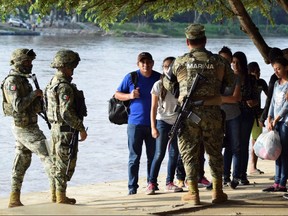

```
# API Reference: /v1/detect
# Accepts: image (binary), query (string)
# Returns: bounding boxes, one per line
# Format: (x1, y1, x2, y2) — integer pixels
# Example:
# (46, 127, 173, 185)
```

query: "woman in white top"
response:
(146, 57, 183, 195)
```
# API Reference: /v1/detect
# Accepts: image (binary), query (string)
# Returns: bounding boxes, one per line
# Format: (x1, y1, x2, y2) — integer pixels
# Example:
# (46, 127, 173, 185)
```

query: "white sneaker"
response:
(165, 182, 183, 192)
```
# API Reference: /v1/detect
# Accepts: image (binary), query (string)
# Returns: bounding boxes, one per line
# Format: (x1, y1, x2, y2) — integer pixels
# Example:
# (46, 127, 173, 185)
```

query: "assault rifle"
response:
(65, 88, 87, 179)
(168, 73, 206, 145)
(31, 74, 51, 129)
(65, 126, 88, 178)
(66, 129, 79, 178)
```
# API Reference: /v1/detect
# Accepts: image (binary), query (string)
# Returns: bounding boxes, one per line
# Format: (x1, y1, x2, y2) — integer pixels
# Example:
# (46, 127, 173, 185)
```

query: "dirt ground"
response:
(0, 159, 287, 215)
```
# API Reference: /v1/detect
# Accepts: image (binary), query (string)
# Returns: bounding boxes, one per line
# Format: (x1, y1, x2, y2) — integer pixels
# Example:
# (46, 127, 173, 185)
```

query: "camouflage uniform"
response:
(1, 48, 54, 207)
(163, 24, 234, 204)
(45, 49, 86, 204)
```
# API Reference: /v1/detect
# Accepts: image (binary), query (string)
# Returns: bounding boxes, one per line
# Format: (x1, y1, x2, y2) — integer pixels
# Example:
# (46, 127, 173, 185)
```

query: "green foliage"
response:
(110, 22, 288, 38)
(243, 0, 274, 25)
(260, 24, 288, 35)
(0, 0, 286, 30)
(111, 22, 185, 37)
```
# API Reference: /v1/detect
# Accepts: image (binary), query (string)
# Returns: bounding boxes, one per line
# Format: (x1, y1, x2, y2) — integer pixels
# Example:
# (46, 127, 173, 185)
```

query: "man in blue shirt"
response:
(115, 52, 161, 195)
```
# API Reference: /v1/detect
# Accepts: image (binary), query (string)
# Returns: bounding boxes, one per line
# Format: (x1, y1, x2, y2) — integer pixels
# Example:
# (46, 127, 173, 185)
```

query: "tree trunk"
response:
(227, 0, 271, 63)
(276, 0, 288, 13)
(49, 9, 54, 27)
(194, 11, 202, 23)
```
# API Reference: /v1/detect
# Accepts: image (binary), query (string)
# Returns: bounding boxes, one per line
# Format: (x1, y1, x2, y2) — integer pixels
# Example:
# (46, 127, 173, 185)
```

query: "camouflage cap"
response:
(51, 49, 80, 69)
(185, 24, 205, 40)
(10, 48, 36, 65)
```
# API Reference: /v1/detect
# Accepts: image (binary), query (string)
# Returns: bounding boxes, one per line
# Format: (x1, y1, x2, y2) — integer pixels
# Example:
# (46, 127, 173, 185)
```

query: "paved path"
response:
(0, 160, 288, 215)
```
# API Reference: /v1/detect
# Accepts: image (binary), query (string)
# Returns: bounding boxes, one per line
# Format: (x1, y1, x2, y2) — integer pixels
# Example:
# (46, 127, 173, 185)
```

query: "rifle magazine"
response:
(188, 112, 201, 124)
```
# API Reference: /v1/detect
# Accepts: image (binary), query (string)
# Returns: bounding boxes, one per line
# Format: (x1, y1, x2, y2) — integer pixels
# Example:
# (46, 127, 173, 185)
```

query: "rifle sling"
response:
(60, 125, 77, 133)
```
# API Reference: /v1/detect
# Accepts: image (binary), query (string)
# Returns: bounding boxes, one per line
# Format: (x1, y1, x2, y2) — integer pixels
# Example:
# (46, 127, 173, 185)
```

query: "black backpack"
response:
(108, 72, 138, 125)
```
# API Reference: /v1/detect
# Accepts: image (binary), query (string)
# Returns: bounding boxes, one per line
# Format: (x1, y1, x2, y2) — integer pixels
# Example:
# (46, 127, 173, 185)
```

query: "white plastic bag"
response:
(253, 130, 282, 160)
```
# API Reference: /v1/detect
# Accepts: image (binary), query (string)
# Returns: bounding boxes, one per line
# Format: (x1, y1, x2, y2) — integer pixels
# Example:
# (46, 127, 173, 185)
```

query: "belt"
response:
(14, 116, 38, 127)
(60, 125, 76, 133)
(193, 105, 219, 110)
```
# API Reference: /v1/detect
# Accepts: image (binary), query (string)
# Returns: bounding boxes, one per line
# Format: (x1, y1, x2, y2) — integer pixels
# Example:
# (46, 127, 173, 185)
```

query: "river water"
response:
(0, 35, 285, 197)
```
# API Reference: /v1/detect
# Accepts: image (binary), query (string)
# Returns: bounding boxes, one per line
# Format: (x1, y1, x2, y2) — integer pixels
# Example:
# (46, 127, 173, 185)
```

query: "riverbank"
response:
(0, 22, 102, 36)
(1, 21, 287, 38)
(0, 22, 167, 37)
(0, 159, 288, 215)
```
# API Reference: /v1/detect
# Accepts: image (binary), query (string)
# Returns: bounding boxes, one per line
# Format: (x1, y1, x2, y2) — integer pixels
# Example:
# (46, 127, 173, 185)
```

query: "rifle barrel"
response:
(31, 74, 51, 129)
(66, 130, 79, 178)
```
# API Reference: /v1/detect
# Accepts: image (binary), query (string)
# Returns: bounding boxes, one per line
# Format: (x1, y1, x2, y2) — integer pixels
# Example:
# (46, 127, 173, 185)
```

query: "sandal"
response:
(250, 169, 264, 175)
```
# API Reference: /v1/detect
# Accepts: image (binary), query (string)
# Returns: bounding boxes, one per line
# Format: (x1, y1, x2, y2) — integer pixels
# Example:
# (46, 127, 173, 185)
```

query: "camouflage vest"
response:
(1, 75, 14, 116)
(45, 78, 87, 123)
(1, 73, 39, 127)
(177, 50, 221, 101)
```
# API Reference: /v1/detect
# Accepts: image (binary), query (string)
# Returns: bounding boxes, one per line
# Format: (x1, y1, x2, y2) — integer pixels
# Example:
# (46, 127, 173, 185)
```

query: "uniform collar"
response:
(190, 47, 207, 53)
(55, 71, 73, 83)
(9, 69, 30, 78)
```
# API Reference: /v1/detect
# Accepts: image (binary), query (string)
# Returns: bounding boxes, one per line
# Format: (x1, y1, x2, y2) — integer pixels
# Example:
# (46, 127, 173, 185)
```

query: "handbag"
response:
(108, 96, 130, 125)
(253, 130, 281, 160)
(108, 72, 137, 125)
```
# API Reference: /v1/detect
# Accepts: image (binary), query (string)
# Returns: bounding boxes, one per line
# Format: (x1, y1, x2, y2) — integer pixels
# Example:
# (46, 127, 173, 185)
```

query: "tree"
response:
(227, 0, 271, 63)
(277, 0, 288, 13)
(1, 0, 287, 62)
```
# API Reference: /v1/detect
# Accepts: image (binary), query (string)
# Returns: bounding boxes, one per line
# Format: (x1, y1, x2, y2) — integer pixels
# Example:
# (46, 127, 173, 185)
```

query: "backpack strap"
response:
(130, 71, 138, 89)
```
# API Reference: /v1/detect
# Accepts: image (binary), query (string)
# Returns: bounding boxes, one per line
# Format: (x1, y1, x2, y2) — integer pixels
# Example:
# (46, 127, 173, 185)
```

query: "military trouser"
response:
(50, 124, 78, 193)
(178, 106, 224, 182)
(11, 124, 54, 192)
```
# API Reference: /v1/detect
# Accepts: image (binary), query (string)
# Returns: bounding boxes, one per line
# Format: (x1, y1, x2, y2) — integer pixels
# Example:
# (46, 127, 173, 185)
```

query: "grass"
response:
(110, 22, 288, 37)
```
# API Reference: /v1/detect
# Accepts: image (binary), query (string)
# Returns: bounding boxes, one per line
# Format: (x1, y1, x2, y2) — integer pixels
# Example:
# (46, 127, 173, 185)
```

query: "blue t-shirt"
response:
(117, 69, 161, 126)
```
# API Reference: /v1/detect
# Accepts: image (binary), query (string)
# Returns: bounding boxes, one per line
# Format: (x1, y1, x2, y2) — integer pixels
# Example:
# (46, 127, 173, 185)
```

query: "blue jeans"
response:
(223, 114, 241, 180)
(239, 109, 255, 180)
(127, 124, 155, 190)
(275, 122, 288, 186)
(149, 120, 179, 185)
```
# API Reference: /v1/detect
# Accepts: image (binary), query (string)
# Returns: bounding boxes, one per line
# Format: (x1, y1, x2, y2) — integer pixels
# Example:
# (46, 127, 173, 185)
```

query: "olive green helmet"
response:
(10, 48, 36, 66)
(51, 49, 80, 69)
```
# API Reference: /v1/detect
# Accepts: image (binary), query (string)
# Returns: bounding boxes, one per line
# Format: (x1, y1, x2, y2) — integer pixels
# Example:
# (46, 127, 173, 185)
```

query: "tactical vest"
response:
(45, 79, 87, 124)
(1, 74, 39, 127)
(1, 75, 14, 116)
(179, 51, 221, 99)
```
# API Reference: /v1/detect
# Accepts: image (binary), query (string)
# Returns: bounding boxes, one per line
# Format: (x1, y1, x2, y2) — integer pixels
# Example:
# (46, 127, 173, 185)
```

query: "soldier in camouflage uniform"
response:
(163, 24, 235, 205)
(45, 49, 87, 205)
(1, 48, 54, 208)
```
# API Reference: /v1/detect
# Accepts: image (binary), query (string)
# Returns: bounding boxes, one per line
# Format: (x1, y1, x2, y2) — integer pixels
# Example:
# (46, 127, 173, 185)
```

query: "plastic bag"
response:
(253, 130, 281, 160)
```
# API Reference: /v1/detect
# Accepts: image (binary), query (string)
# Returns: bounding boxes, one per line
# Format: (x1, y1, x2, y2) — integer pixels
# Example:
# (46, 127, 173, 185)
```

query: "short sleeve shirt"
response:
(151, 80, 178, 125)
(117, 69, 161, 126)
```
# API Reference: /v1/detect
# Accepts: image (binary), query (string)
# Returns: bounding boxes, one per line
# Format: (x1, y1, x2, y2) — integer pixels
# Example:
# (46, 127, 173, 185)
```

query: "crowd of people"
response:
(115, 23, 288, 205)
(2, 23, 288, 208)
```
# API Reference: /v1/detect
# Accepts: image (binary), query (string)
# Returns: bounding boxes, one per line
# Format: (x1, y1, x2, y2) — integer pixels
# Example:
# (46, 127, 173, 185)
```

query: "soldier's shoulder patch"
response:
(9, 84, 17, 91)
(62, 94, 70, 101)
